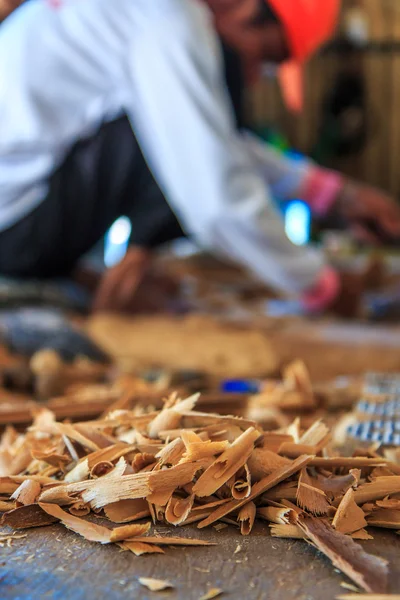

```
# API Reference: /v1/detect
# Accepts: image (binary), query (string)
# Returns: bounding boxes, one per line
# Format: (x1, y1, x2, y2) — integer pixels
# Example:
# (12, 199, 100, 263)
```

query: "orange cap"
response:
(268, 0, 341, 112)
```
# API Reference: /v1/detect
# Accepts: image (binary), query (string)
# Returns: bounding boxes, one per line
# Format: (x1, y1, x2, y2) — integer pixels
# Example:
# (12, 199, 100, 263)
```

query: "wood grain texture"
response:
(1, 523, 400, 599)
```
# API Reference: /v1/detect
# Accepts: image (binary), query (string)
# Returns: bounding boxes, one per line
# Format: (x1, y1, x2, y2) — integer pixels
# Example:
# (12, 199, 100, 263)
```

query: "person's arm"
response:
(243, 132, 400, 243)
(125, 0, 326, 297)
(241, 132, 344, 215)
(0, 0, 23, 22)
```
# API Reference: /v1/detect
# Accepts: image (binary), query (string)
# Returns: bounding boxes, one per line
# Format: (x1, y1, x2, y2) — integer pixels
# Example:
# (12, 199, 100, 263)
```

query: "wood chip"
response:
(39, 503, 112, 543)
(257, 506, 293, 525)
(104, 499, 150, 523)
(270, 523, 304, 539)
(109, 523, 151, 542)
(121, 541, 164, 556)
(351, 529, 374, 540)
(123, 536, 216, 547)
(332, 489, 368, 534)
(367, 509, 400, 529)
(11, 480, 41, 506)
(354, 477, 400, 505)
(337, 596, 400, 600)
(138, 578, 173, 592)
(296, 469, 330, 516)
(297, 516, 388, 593)
(199, 589, 223, 600)
(1, 504, 58, 529)
(247, 448, 291, 481)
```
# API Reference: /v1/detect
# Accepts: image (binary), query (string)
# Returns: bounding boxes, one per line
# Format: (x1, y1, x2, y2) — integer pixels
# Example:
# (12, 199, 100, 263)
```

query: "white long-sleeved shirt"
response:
(0, 0, 326, 294)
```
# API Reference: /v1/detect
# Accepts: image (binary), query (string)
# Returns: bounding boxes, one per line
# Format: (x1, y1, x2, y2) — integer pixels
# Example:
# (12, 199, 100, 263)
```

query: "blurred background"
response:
(251, 0, 400, 196)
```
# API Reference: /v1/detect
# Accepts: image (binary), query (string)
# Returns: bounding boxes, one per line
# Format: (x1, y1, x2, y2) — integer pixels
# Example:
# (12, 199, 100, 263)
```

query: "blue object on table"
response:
(221, 379, 261, 394)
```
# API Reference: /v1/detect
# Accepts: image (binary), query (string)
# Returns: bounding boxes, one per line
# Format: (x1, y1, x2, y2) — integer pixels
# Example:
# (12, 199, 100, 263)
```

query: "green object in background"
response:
(251, 126, 291, 155)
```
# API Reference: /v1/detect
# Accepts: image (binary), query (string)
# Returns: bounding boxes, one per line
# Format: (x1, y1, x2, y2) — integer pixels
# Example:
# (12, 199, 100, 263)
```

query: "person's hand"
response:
(329, 270, 365, 318)
(92, 248, 179, 314)
(336, 180, 400, 245)
(0, 0, 23, 21)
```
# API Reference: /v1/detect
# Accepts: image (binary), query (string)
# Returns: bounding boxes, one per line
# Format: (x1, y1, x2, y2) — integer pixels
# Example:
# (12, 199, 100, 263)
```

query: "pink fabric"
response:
(301, 167, 344, 218)
(301, 266, 340, 313)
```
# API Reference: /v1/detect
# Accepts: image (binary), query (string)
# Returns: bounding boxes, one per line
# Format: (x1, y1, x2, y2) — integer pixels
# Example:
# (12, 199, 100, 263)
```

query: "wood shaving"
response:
(350, 529, 374, 540)
(296, 469, 330, 516)
(237, 501, 256, 536)
(332, 489, 368, 534)
(337, 596, 400, 600)
(297, 516, 388, 593)
(138, 577, 173, 591)
(0, 388, 397, 586)
(199, 589, 223, 600)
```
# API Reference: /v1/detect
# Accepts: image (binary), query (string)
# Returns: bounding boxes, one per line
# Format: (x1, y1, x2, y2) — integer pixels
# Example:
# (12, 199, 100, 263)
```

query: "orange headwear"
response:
(268, 0, 341, 112)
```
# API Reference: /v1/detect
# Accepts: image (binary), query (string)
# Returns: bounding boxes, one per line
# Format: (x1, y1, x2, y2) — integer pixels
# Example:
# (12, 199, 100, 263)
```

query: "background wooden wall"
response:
(248, 0, 400, 197)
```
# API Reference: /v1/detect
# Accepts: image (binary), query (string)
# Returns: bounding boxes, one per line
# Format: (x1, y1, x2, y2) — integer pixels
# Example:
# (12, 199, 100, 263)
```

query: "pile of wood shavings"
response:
(1, 392, 400, 594)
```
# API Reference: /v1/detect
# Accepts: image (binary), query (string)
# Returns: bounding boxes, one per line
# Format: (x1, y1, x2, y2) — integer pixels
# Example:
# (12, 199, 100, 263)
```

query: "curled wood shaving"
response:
(297, 516, 388, 593)
(69, 502, 91, 517)
(193, 427, 260, 497)
(165, 494, 195, 525)
(90, 461, 115, 479)
(237, 501, 256, 535)
(138, 578, 173, 592)
(198, 454, 313, 528)
(231, 464, 251, 500)
(87, 443, 136, 470)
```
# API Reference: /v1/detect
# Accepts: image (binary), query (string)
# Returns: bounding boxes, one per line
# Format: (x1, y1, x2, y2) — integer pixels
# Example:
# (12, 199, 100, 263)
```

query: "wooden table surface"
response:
(3, 315, 400, 598)
(2, 521, 400, 599)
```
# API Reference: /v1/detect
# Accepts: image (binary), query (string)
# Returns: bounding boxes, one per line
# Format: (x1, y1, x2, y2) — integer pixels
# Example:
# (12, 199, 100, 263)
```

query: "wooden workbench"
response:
(2, 522, 400, 599)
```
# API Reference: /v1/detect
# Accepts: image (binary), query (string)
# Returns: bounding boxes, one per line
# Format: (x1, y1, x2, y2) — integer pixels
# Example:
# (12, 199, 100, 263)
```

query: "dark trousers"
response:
(0, 46, 245, 278)
(0, 117, 184, 278)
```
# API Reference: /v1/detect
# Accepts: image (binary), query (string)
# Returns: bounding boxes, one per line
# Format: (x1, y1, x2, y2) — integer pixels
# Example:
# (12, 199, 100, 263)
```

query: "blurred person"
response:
(0, 0, 399, 317)
(0, 0, 22, 21)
